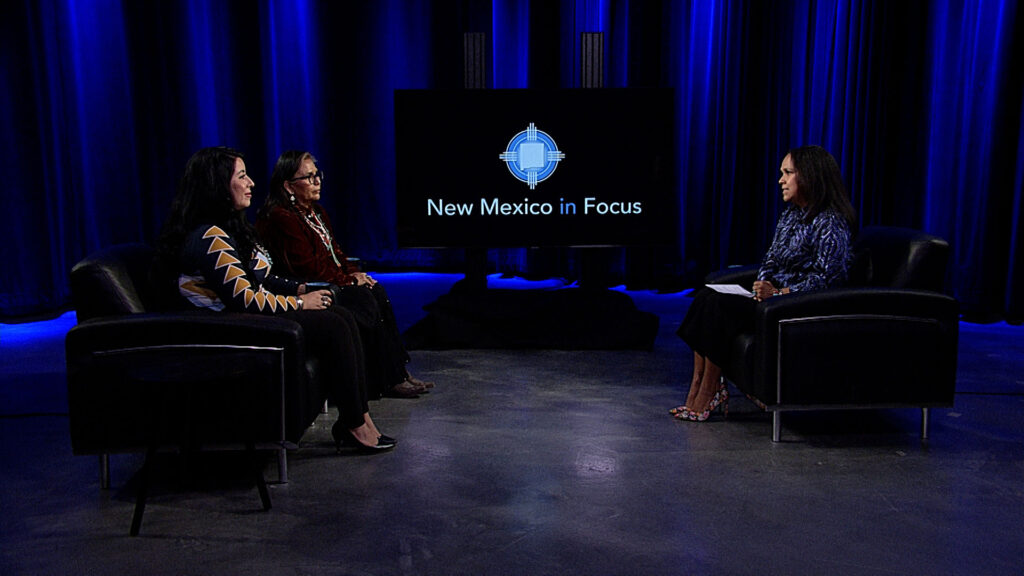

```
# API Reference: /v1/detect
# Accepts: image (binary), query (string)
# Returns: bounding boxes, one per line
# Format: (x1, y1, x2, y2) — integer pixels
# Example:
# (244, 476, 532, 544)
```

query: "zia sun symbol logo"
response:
(498, 123, 565, 190)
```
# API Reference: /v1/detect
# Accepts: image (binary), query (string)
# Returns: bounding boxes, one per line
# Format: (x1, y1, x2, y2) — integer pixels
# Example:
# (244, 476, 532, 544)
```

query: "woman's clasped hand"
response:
(300, 288, 333, 310)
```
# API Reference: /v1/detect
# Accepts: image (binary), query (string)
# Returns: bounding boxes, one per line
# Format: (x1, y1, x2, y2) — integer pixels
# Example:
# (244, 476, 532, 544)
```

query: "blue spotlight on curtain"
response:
(0, 0, 138, 315)
(667, 0, 743, 275)
(923, 0, 1019, 313)
(260, 0, 321, 163)
(185, 0, 223, 145)
(181, 0, 257, 148)
(336, 0, 433, 260)
(609, 0, 629, 87)
(492, 0, 529, 88)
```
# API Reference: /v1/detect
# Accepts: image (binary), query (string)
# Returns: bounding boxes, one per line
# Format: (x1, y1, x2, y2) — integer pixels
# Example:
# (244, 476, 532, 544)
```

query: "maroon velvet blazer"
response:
(256, 205, 361, 286)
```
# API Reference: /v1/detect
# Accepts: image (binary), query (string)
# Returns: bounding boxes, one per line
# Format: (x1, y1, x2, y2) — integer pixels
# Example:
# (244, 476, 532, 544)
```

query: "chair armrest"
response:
(747, 288, 959, 407)
(65, 311, 315, 454)
(66, 311, 304, 353)
(65, 311, 308, 390)
(754, 287, 959, 327)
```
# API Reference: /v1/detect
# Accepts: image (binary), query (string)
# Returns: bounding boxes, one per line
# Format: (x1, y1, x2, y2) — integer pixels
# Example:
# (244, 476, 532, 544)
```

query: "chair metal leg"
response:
(247, 442, 272, 511)
(921, 407, 929, 440)
(277, 448, 288, 484)
(772, 412, 782, 442)
(130, 447, 158, 536)
(99, 454, 110, 489)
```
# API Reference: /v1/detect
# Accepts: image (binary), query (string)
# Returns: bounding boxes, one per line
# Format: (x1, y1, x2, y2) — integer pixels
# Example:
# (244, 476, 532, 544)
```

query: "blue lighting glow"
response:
(923, 0, 1015, 304)
(186, 0, 225, 145)
(260, 0, 319, 160)
(0, 311, 77, 346)
(492, 0, 530, 88)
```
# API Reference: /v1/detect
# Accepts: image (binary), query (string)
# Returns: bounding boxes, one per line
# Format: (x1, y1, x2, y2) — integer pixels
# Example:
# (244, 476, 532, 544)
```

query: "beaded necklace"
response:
(301, 208, 343, 268)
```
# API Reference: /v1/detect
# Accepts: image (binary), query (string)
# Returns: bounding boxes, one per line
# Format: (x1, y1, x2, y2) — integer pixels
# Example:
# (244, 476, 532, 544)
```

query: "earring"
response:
(289, 193, 295, 203)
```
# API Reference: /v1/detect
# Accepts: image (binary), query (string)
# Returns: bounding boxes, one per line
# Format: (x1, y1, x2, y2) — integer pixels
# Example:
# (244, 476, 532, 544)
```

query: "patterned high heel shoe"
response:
(685, 386, 729, 422)
(708, 385, 729, 415)
(671, 374, 704, 418)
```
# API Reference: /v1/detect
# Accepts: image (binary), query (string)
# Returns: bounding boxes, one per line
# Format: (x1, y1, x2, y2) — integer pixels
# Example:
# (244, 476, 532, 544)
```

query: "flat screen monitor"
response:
(394, 88, 675, 248)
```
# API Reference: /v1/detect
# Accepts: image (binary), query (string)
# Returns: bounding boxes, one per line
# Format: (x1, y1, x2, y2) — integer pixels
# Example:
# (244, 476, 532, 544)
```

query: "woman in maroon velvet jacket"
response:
(255, 151, 433, 399)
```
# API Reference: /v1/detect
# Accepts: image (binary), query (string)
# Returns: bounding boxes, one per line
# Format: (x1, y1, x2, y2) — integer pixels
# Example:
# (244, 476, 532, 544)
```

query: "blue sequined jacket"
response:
(757, 206, 853, 292)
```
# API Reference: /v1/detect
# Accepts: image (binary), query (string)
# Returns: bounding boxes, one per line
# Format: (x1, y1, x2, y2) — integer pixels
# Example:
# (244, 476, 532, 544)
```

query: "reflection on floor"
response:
(1, 273, 1022, 575)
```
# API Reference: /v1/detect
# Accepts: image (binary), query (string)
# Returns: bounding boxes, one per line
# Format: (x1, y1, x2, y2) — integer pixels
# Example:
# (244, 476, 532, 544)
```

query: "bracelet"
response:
(296, 297, 303, 309)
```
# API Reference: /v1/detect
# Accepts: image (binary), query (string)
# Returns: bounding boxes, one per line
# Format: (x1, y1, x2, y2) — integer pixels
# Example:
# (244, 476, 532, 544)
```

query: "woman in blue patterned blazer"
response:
(673, 145, 857, 422)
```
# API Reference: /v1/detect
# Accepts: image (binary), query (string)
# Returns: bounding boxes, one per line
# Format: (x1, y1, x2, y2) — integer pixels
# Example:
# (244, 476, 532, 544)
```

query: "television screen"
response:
(394, 88, 675, 248)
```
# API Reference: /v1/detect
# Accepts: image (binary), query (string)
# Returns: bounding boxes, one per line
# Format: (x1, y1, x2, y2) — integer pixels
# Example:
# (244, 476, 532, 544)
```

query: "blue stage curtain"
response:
(1, 0, 1022, 320)
(1, 0, 143, 315)
(920, 0, 1023, 319)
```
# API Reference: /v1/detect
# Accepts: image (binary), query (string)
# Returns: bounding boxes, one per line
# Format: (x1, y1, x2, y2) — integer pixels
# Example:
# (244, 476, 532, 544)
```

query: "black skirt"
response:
(676, 287, 758, 367)
(330, 282, 410, 397)
(282, 307, 369, 429)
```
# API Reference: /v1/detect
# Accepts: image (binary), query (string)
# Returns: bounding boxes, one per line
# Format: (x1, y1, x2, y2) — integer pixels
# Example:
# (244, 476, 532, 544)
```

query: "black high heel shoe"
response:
(332, 424, 397, 453)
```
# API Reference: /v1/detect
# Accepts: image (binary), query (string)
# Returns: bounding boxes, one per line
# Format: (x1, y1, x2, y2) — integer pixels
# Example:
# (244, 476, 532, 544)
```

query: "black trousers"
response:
(676, 288, 758, 368)
(330, 282, 410, 398)
(283, 307, 369, 430)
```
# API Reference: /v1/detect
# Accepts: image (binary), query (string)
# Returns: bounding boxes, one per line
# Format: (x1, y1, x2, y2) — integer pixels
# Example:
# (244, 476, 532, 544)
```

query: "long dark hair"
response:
(788, 145, 856, 227)
(258, 150, 317, 221)
(157, 146, 259, 267)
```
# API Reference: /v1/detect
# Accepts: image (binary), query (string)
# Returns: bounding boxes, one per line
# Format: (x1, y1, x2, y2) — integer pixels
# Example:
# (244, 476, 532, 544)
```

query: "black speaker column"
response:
(456, 32, 489, 292)
(577, 32, 619, 288)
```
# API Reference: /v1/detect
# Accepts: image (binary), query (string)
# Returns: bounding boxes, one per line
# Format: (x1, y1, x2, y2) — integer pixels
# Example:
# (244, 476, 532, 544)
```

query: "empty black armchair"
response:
(66, 244, 326, 488)
(705, 226, 959, 441)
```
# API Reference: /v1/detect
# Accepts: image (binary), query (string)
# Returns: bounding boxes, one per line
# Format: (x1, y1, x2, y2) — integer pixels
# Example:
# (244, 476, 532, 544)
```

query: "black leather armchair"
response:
(66, 244, 326, 493)
(704, 226, 959, 441)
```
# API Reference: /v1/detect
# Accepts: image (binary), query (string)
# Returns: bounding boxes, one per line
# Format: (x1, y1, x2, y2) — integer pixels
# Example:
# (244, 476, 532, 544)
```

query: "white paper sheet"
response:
(705, 283, 754, 297)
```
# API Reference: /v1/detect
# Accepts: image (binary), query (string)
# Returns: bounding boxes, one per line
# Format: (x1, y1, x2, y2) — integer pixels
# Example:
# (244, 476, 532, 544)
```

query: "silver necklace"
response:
(302, 210, 343, 268)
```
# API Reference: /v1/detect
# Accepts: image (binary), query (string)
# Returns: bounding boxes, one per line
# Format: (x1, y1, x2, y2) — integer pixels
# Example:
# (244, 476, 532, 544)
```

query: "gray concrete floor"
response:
(2, 281, 1023, 575)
